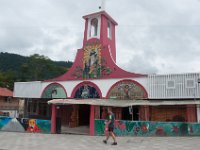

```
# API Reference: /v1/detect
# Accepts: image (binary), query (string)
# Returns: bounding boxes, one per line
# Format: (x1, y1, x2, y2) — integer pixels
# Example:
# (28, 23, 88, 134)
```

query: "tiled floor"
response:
(0, 132, 200, 150)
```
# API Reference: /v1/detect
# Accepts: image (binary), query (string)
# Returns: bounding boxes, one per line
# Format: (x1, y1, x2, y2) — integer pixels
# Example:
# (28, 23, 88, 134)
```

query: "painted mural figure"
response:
(81, 85, 90, 98)
(26, 119, 41, 133)
(83, 44, 101, 79)
(88, 48, 99, 78)
(108, 81, 146, 100)
(124, 84, 131, 99)
(83, 61, 90, 79)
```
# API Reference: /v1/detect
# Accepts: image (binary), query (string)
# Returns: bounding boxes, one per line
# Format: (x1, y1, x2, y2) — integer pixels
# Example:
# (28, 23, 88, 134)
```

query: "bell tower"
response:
(47, 3, 145, 81)
(82, 10, 118, 62)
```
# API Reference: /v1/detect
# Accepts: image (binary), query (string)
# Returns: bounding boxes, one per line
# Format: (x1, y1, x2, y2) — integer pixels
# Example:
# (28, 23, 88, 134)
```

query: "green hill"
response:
(0, 52, 73, 90)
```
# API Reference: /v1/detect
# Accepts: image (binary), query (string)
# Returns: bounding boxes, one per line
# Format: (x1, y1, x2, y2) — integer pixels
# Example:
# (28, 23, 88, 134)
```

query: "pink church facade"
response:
(14, 10, 200, 136)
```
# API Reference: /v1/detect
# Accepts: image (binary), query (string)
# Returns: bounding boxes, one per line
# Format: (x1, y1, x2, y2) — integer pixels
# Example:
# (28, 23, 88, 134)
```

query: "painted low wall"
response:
(0, 116, 51, 133)
(95, 119, 200, 136)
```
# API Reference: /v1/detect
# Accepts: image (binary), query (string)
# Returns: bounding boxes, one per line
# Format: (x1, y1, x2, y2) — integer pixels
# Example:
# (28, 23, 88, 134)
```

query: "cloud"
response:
(0, 0, 200, 74)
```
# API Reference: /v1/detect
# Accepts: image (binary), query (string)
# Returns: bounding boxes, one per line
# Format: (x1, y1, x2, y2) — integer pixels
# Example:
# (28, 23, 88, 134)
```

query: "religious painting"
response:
(74, 85, 100, 99)
(83, 43, 101, 79)
(41, 84, 67, 99)
(107, 81, 146, 100)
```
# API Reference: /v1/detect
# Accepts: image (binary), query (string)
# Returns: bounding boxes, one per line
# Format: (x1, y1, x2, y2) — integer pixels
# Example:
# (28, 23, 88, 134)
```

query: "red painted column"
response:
(51, 104, 57, 134)
(90, 105, 95, 136)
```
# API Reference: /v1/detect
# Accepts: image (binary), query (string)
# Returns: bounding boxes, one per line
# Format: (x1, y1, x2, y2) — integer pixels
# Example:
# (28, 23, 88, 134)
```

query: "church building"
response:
(14, 7, 200, 136)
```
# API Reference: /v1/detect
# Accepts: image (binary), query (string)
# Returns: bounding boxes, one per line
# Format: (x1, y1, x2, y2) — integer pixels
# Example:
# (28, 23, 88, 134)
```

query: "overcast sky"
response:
(0, 0, 200, 74)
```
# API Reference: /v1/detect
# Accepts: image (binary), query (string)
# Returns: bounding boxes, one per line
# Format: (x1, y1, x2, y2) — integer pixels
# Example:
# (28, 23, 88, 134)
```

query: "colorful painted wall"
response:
(0, 116, 51, 133)
(95, 119, 200, 136)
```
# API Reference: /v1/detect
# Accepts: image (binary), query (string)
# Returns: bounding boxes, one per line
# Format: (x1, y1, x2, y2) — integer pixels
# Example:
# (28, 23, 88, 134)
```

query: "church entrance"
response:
(122, 106, 139, 121)
(60, 83, 100, 134)
(59, 104, 90, 135)
(79, 105, 90, 126)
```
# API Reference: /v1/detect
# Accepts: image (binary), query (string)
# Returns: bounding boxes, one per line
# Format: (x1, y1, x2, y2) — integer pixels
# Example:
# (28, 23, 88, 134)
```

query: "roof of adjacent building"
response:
(0, 87, 13, 97)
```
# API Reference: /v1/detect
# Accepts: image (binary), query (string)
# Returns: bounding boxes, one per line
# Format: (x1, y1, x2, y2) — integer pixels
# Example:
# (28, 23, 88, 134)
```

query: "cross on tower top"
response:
(99, 0, 106, 11)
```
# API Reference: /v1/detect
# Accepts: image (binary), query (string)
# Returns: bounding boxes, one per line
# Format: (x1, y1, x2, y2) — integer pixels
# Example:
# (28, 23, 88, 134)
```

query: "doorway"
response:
(122, 106, 139, 121)
(79, 105, 90, 126)
(60, 104, 90, 134)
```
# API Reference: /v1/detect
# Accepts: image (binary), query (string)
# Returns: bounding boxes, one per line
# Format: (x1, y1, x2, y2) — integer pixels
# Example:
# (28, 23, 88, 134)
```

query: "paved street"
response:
(0, 132, 200, 150)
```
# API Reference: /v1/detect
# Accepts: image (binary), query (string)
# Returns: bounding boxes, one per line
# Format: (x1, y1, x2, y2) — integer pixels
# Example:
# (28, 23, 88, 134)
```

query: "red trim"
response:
(71, 81, 102, 98)
(51, 104, 57, 134)
(106, 79, 148, 98)
(89, 105, 95, 136)
(40, 82, 67, 98)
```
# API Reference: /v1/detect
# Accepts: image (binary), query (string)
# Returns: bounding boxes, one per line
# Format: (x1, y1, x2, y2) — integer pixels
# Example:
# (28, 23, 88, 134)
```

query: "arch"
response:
(106, 79, 148, 99)
(41, 82, 67, 98)
(90, 18, 98, 37)
(71, 81, 102, 98)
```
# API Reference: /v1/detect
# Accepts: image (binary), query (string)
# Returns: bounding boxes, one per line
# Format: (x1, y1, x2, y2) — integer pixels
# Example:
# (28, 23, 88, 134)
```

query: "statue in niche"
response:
(81, 85, 90, 99)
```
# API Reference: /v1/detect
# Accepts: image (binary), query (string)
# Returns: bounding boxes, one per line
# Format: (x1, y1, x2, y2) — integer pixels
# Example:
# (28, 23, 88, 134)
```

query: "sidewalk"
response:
(0, 131, 200, 150)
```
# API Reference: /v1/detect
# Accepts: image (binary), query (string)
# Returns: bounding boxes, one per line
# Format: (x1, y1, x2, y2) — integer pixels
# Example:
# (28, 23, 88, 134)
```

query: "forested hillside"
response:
(0, 52, 73, 90)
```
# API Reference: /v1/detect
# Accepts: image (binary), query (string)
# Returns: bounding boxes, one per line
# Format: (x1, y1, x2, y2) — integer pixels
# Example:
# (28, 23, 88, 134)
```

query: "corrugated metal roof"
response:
(48, 99, 200, 107)
(0, 87, 13, 97)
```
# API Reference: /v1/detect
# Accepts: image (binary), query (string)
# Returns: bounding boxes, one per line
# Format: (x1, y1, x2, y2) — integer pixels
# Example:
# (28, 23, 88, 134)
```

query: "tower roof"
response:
(83, 11, 118, 25)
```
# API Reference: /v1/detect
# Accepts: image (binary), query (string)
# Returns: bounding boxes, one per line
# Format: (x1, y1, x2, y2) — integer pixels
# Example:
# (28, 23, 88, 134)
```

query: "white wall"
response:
(14, 81, 42, 98)
(15, 73, 200, 99)
(14, 77, 147, 98)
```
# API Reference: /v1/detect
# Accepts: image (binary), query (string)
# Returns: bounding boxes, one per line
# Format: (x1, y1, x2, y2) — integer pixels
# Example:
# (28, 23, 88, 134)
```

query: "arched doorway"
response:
(41, 83, 67, 133)
(74, 84, 100, 127)
(62, 82, 101, 134)
(106, 80, 148, 121)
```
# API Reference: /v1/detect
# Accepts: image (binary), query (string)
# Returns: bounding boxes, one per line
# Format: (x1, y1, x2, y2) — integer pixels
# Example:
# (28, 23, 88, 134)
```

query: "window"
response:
(3, 112, 9, 117)
(186, 79, 195, 88)
(167, 80, 175, 89)
(4, 97, 12, 103)
(27, 100, 38, 115)
(90, 18, 98, 37)
(107, 21, 112, 39)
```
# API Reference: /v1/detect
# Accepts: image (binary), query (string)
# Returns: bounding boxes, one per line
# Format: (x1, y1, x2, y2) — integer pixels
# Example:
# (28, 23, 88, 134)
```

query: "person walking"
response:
(103, 107, 117, 145)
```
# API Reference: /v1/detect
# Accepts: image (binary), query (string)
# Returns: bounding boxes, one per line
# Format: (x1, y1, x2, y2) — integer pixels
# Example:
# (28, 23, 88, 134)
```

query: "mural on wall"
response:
(83, 43, 102, 79)
(71, 41, 113, 79)
(26, 119, 41, 132)
(95, 120, 200, 136)
(95, 119, 200, 136)
(107, 80, 146, 100)
(41, 83, 67, 99)
(0, 116, 51, 133)
(74, 85, 100, 99)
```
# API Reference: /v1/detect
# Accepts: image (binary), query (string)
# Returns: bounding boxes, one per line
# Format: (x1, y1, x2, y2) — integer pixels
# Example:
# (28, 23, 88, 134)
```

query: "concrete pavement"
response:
(0, 131, 200, 150)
